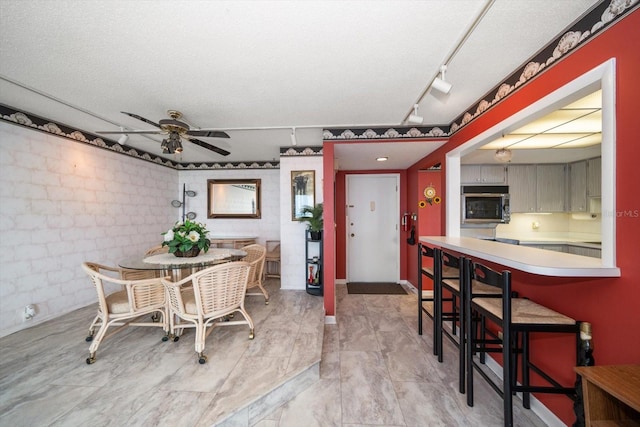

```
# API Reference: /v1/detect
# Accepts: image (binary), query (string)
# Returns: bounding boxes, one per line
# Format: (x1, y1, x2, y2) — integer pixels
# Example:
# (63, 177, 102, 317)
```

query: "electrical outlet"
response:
(23, 305, 36, 321)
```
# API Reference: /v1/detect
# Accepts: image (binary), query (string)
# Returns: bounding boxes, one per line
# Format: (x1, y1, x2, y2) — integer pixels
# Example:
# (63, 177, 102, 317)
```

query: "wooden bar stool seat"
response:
(463, 258, 581, 427)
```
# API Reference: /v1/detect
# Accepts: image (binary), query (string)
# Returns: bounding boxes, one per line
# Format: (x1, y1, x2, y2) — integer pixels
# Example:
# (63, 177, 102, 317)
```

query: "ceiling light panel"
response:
(564, 90, 602, 109)
(512, 109, 598, 134)
(508, 133, 594, 149)
(556, 134, 601, 148)
(481, 134, 533, 150)
(548, 110, 601, 133)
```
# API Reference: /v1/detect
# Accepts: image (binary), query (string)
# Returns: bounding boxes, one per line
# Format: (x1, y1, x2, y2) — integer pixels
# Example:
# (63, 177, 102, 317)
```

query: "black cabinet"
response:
(305, 230, 323, 296)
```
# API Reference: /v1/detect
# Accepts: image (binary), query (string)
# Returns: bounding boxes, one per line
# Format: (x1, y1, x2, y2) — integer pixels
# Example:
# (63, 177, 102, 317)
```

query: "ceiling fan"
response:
(96, 110, 231, 156)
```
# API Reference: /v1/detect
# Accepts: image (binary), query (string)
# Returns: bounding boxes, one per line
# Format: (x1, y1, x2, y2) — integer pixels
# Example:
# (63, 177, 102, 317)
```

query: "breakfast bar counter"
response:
(420, 236, 620, 277)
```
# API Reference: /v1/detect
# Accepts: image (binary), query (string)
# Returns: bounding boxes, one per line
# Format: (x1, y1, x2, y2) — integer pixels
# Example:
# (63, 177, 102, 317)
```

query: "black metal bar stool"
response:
(463, 258, 581, 427)
(418, 243, 460, 357)
(434, 248, 500, 393)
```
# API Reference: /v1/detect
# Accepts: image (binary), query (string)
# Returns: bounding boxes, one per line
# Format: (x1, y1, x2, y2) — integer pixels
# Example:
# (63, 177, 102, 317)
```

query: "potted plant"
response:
(162, 219, 211, 257)
(301, 203, 323, 240)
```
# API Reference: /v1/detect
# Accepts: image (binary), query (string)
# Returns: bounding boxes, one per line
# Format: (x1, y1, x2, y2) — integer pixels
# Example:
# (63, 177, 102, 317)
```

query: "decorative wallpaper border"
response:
(0, 104, 279, 170)
(322, 126, 449, 140)
(323, 0, 638, 141)
(449, 0, 638, 134)
(2, 0, 636, 164)
(0, 104, 180, 168)
(279, 146, 323, 156)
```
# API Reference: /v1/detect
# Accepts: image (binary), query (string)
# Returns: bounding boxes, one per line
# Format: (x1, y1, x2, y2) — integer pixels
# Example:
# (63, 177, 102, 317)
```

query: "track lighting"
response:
(431, 65, 452, 94)
(407, 104, 424, 124)
(290, 127, 297, 146)
(117, 128, 129, 145)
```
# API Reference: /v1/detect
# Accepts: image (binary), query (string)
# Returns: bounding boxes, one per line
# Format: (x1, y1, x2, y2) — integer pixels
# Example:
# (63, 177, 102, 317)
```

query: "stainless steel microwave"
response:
(461, 185, 510, 224)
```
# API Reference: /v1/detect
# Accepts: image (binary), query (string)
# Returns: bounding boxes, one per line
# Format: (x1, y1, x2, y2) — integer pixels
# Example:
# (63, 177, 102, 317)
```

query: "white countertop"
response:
(420, 236, 620, 277)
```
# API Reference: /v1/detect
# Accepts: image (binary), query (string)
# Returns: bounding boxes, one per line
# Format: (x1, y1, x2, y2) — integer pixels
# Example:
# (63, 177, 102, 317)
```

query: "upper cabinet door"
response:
(587, 157, 602, 198)
(507, 165, 537, 212)
(569, 160, 588, 212)
(461, 165, 506, 184)
(536, 164, 567, 212)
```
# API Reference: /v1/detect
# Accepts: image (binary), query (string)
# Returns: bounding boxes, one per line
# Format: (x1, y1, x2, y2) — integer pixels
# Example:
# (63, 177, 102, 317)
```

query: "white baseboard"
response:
(482, 356, 567, 427)
(335, 279, 346, 285)
(324, 315, 336, 324)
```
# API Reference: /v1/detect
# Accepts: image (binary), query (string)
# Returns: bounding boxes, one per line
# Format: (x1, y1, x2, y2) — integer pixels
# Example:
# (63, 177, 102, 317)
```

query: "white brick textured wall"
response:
(0, 122, 178, 336)
(279, 156, 323, 290)
(0, 121, 316, 337)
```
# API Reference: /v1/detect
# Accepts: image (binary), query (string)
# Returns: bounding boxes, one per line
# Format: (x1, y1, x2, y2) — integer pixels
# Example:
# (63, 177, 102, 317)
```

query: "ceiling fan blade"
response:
(121, 111, 161, 128)
(188, 137, 230, 156)
(96, 130, 163, 134)
(186, 129, 231, 139)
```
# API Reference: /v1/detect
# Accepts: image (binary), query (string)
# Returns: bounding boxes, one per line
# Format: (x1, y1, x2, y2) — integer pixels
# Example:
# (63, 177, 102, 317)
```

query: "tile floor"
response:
(0, 279, 551, 426)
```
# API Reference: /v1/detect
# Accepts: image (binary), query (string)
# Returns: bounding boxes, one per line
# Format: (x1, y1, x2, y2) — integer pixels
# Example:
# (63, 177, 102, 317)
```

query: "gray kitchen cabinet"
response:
(507, 164, 537, 212)
(566, 245, 601, 258)
(461, 165, 507, 184)
(587, 157, 601, 197)
(522, 243, 601, 258)
(536, 164, 566, 212)
(569, 160, 588, 211)
(523, 244, 566, 253)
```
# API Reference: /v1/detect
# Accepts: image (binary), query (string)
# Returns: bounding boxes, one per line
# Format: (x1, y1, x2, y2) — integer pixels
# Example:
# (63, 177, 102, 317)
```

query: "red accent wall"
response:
(323, 143, 336, 316)
(410, 170, 444, 290)
(409, 10, 640, 424)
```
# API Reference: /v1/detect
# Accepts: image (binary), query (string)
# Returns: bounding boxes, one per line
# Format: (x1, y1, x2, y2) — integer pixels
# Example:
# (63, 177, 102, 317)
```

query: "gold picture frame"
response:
(207, 179, 261, 219)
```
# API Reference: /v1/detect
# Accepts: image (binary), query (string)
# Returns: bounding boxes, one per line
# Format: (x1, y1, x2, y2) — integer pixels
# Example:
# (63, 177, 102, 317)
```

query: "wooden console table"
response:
(574, 365, 640, 427)
(209, 236, 257, 249)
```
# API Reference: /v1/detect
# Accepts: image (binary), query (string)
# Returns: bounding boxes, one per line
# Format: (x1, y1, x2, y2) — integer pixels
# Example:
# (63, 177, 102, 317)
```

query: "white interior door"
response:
(346, 174, 399, 283)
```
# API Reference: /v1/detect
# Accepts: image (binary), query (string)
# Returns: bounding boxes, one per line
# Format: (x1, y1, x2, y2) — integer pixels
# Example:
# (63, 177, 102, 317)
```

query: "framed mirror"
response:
(207, 179, 261, 219)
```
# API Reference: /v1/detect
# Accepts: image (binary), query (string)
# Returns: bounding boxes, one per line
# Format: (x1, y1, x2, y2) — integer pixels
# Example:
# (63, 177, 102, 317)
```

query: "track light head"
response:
(407, 104, 424, 124)
(290, 127, 297, 146)
(431, 65, 452, 94)
(117, 128, 128, 145)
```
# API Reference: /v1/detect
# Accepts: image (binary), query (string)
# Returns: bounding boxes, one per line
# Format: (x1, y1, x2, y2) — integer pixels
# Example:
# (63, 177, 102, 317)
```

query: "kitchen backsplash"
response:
(496, 212, 601, 238)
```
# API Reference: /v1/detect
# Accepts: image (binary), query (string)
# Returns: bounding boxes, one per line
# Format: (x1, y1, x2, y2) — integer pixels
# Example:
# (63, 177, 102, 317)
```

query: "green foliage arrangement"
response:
(162, 219, 211, 254)
(301, 203, 323, 232)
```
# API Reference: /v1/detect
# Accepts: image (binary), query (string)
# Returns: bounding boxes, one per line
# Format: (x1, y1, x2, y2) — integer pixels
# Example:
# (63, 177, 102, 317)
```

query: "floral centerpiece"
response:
(162, 220, 211, 257)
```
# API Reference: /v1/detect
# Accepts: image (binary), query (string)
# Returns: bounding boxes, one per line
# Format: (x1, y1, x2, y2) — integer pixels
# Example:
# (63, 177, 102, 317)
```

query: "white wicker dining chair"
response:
(241, 244, 269, 304)
(82, 262, 169, 364)
(161, 261, 255, 364)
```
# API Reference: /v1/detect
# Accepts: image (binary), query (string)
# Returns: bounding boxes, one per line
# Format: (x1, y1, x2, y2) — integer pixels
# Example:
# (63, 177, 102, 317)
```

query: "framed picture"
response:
(291, 170, 315, 220)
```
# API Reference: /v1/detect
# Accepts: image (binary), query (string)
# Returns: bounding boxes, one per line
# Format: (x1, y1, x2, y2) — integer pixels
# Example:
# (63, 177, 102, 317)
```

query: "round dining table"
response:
(119, 248, 247, 280)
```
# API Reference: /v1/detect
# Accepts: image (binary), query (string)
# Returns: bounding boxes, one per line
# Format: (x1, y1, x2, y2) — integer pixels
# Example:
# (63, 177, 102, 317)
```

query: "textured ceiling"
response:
(0, 0, 601, 169)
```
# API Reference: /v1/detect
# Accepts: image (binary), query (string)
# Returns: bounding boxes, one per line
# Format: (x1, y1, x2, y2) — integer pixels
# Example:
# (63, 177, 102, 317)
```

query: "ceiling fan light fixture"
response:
(161, 132, 183, 154)
(495, 148, 513, 162)
(431, 65, 452, 94)
(407, 104, 424, 124)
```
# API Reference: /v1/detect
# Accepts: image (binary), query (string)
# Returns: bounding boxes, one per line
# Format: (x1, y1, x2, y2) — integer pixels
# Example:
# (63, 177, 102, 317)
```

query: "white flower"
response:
(163, 230, 174, 242)
(187, 231, 200, 242)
